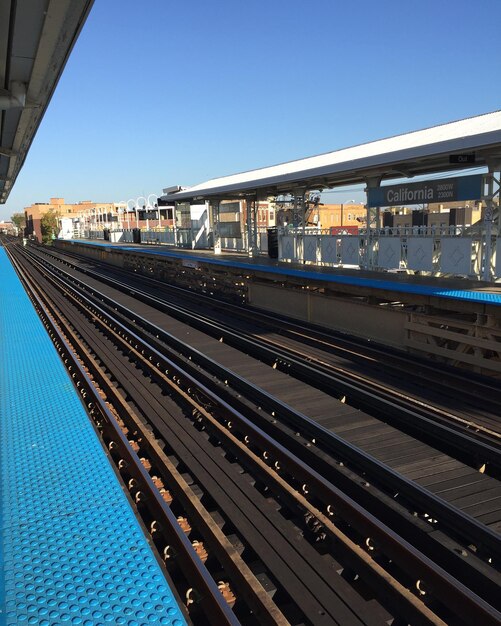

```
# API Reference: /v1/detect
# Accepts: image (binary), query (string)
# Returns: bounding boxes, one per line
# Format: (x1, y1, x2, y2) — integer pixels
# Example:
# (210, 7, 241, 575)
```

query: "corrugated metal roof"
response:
(161, 110, 501, 202)
(0, 0, 94, 203)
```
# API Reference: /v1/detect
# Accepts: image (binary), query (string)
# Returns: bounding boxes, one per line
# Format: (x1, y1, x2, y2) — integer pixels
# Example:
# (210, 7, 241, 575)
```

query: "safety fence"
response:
(84, 227, 270, 253)
(82, 227, 500, 279)
(279, 229, 500, 278)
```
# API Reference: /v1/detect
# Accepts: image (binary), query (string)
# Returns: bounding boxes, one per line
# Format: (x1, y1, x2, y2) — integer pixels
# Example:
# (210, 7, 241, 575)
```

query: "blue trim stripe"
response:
(71, 240, 501, 306)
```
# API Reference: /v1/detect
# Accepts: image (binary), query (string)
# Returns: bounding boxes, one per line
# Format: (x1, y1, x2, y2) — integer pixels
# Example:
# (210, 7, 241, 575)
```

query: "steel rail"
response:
(33, 247, 501, 460)
(11, 247, 383, 625)
(23, 245, 501, 563)
(96, 272, 501, 464)
(15, 240, 499, 589)
(32, 244, 501, 448)
(1, 246, 454, 626)
(231, 327, 501, 443)
(5, 245, 242, 626)
(12, 244, 501, 626)
(41, 244, 501, 419)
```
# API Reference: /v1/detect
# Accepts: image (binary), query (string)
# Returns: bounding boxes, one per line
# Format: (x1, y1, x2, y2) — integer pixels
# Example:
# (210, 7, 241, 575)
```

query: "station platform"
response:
(54, 239, 501, 377)
(68, 239, 501, 307)
(0, 247, 186, 625)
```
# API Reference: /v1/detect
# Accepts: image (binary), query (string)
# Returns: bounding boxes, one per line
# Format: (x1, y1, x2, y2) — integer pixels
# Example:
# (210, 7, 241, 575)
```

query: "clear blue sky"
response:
(3, 0, 501, 219)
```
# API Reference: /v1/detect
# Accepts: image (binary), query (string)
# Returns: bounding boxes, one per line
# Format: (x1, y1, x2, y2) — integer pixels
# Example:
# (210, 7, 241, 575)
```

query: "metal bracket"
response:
(0, 82, 26, 109)
(0, 147, 17, 157)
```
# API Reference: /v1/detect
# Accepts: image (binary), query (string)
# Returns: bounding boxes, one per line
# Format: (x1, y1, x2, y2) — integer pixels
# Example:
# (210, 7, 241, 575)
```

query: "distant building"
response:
(25, 198, 117, 241)
(0, 220, 15, 235)
(274, 202, 366, 229)
(382, 201, 484, 230)
(24, 198, 173, 241)
(314, 203, 367, 229)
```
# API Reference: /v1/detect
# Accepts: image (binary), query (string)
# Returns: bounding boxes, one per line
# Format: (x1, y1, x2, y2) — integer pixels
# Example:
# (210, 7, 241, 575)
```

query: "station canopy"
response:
(160, 110, 501, 204)
(0, 0, 94, 203)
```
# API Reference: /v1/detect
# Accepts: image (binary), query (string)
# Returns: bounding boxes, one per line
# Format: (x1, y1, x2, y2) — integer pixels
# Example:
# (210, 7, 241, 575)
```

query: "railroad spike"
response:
(134, 491, 146, 503)
(186, 587, 202, 607)
(150, 520, 161, 534)
(163, 545, 177, 561)
(416, 579, 427, 596)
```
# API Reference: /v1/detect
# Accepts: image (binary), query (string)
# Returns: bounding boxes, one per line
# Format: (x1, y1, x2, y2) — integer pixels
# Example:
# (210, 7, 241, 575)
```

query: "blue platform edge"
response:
(0, 247, 186, 626)
(71, 240, 501, 306)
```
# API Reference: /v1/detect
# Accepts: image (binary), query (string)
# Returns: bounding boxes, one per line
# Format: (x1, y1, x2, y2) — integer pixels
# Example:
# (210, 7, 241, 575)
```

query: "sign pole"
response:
(482, 174, 494, 282)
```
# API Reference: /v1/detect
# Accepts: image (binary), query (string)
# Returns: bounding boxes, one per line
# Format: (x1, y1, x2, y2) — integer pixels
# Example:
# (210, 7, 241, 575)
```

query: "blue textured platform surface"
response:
(71, 239, 501, 306)
(0, 247, 186, 626)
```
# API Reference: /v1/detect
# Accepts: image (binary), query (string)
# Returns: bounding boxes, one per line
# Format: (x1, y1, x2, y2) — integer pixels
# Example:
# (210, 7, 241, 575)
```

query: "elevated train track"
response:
(4, 239, 501, 625)
(16, 247, 501, 552)
(32, 243, 501, 457)
(37, 244, 501, 442)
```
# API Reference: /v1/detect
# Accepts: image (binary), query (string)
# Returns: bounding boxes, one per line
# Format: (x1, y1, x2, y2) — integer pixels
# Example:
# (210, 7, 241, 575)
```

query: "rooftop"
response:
(160, 110, 501, 203)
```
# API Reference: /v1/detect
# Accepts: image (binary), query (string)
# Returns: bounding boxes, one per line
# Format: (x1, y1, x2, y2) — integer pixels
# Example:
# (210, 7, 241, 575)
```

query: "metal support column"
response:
(292, 188, 306, 262)
(210, 199, 221, 255)
(364, 176, 382, 270)
(482, 162, 500, 281)
(292, 188, 306, 228)
(246, 195, 257, 257)
(173, 202, 180, 247)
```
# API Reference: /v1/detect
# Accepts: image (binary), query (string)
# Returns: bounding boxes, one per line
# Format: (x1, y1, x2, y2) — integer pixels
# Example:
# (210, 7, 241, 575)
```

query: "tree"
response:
(11, 212, 25, 231)
(40, 209, 60, 244)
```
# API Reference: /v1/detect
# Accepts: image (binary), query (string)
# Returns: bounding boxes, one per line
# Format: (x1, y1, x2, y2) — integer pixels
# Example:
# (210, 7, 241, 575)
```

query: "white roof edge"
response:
(162, 110, 501, 200)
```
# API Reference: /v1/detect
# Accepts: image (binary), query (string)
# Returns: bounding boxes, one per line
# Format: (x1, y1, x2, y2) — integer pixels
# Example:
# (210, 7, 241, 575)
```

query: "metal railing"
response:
(279, 228, 499, 279)
(79, 226, 500, 280)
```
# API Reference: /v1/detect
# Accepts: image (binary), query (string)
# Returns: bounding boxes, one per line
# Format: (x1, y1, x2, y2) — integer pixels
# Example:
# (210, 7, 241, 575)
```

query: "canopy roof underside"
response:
(0, 0, 94, 204)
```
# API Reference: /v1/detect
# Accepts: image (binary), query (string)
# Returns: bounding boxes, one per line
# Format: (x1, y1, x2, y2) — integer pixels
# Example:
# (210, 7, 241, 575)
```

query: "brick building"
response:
(24, 198, 118, 241)
(24, 197, 177, 241)
(382, 201, 484, 230)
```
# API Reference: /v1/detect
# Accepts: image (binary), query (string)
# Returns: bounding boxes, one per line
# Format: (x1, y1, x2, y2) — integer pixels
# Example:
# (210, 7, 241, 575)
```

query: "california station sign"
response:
(367, 173, 483, 208)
